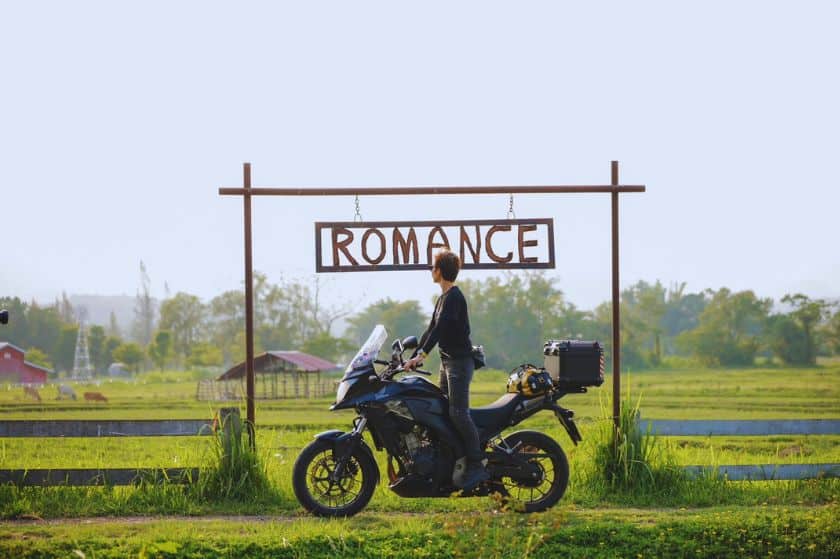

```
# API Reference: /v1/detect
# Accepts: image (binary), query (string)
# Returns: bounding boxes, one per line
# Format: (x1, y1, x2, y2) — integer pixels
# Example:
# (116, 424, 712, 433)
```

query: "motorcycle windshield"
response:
(345, 325, 388, 373)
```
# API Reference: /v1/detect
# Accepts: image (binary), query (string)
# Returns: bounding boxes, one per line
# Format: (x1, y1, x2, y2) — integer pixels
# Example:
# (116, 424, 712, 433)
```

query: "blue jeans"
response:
(439, 355, 483, 463)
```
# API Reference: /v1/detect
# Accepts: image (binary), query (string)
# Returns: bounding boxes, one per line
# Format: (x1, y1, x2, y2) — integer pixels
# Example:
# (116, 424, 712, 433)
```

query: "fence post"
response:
(219, 407, 240, 435)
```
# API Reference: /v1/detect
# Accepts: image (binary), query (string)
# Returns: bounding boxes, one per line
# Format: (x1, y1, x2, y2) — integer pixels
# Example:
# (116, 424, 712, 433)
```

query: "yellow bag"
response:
(507, 365, 554, 397)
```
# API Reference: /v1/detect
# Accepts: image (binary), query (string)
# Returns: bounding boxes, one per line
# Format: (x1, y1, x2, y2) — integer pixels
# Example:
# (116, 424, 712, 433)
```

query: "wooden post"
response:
(611, 160, 621, 430)
(243, 163, 256, 447)
(219, 407, 240, 438)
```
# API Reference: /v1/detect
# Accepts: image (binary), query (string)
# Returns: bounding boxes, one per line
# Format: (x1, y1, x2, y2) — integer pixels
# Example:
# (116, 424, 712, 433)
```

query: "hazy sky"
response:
(2, 1, 838, 319)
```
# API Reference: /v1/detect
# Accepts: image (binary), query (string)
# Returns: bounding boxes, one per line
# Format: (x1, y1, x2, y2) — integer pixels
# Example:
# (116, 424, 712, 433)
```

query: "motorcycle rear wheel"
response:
(292, 439, 378, 517)
(496, 430, 569, 513)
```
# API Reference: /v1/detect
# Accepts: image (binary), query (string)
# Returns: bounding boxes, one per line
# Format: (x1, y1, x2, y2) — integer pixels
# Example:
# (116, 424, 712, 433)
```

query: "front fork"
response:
(330, 416, 367, 481)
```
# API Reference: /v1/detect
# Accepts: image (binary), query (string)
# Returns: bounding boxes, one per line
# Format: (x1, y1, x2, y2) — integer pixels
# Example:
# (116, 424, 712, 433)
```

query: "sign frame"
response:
(219, 162, 645, 439)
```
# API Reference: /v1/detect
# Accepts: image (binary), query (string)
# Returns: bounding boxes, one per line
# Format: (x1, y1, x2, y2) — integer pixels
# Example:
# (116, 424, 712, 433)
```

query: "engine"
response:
(398, 425, 437, 477)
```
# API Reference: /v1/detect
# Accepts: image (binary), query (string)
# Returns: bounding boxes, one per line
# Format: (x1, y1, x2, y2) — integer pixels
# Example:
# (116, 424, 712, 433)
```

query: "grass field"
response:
(2, 505, 837, 559)
(1, 366, 838, 557)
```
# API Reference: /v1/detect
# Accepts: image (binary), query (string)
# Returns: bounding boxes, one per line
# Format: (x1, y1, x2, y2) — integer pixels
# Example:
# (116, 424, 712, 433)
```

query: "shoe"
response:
(460, 461, 490, 492)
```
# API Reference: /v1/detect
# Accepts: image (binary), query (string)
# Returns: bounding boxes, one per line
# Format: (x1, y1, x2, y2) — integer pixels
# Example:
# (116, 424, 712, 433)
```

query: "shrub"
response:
(195, 410, 272, 502)
(583, 385, 684, 496)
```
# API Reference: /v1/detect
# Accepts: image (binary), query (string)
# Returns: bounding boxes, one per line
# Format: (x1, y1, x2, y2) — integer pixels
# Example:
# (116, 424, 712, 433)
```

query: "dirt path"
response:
(0, 506, 736, 527)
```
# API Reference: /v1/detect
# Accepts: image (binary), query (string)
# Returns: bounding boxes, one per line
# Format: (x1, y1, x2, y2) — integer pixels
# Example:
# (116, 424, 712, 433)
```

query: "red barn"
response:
(0, 342, 50, 384)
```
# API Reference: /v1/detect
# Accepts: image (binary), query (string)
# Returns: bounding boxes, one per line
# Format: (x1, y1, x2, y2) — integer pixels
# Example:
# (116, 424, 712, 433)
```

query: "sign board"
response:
(315, 219, 555, 272)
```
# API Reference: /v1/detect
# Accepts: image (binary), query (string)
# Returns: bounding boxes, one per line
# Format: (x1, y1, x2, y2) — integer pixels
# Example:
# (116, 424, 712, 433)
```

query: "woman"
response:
(405, 250, 488, 491)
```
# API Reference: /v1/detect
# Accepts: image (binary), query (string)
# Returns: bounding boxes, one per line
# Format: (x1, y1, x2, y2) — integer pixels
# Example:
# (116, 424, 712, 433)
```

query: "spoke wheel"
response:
(293, 439, 378, 517)
(496, 430, 569, 513)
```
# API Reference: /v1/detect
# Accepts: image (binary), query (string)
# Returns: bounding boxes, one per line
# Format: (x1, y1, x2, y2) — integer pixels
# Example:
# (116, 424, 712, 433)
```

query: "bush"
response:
(583, 386, 684, 496)
(195, 410, 273, 502)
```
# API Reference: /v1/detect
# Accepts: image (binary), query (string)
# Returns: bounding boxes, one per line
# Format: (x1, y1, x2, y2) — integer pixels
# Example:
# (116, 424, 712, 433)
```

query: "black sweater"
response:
(417, 286, 473, 359)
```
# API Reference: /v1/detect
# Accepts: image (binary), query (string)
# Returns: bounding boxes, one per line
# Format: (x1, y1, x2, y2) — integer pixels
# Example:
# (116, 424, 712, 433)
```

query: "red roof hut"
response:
(0, 342, 51, 384)
(213, 350, 338, 400)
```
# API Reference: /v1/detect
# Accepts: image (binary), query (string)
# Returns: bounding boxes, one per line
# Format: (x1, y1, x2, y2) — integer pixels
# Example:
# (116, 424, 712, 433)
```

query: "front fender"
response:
(313, 430, 380, 485)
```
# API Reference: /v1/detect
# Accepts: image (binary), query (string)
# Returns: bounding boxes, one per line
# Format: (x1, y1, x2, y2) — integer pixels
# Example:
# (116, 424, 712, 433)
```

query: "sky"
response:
(2, 1, 838, 320)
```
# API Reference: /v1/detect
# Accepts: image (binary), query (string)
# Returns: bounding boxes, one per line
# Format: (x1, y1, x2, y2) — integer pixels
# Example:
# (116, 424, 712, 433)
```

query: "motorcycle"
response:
(292, 325, 592, 517)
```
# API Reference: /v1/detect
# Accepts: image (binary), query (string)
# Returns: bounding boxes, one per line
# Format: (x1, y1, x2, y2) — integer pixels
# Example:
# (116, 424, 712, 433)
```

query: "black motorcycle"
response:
(292, 325, 596, 517)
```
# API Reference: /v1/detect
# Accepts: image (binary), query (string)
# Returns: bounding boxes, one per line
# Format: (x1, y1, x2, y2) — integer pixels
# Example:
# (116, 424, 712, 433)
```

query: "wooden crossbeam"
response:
(640, 418, 840, 437)
(0, 468, 199, 486)
(684, 463, 840, 481)
(0, 420, 213, 438)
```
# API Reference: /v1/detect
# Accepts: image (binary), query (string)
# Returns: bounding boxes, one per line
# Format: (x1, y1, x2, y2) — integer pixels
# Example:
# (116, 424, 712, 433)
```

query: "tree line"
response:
(2, 272, 839, 376)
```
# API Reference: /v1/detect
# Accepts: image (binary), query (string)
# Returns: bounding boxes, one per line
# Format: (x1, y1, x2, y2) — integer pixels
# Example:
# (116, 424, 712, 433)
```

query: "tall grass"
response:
(582, 382, 685, 498)
(195, 411, 273, 503)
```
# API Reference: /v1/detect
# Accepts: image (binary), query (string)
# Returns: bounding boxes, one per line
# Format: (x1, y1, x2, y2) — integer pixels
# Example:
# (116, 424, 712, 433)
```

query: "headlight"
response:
(335, 380, 352, 403)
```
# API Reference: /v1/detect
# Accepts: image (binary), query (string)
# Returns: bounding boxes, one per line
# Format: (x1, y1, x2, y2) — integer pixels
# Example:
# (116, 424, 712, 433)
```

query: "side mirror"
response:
(401, 336, 418, 350)
(391, 339, 403, 352)
(0, 310, 7, 325)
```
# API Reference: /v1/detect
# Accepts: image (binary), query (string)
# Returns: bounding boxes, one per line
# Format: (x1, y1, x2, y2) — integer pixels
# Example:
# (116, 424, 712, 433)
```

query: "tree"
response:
(25, 347, 52, 369)
(0, 297, 30, 350)
(676, 288, 771, 367)
(662, 283, 707, 337)
(88, 325, 106, 375)
(26, 301, 64, 366)
(779, 294, 832, 366)
(209, 289, 247, 366)
(309, 276, 354, 335)
(301, 332, 354, 363)
(187, 342, 224, 368)
(131, 260, 156, 347)
(148, 330, 172, 371)
(825, 309, 840, 355)
(346, 299, 428, 348)
(766, 314, 809, 365)
(461, 276, 541, 368)
(205, 273, 353, 367)
(617, 281, 669, 367)
(457, 273, 580, 369)
(54, 325, 79, 373)
(102, 336, 123, 371)
(107, 310, 121, 338)
(113, 342, 144, 374)
(58, 291, 75, 324)
(256, 274, 318, 352)
(158, 292, 206, 363)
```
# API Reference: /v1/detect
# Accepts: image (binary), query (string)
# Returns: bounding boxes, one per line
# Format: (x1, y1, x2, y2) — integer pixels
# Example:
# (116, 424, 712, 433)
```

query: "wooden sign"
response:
(315, 219, 555, 272)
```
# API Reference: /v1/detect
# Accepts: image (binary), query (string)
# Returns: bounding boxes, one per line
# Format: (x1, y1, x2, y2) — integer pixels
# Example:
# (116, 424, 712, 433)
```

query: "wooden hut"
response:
(213, 351, 338, 400)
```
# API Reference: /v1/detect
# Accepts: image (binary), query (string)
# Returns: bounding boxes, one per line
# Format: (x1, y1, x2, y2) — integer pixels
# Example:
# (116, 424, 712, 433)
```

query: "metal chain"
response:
(506, 193, 516, 219)
(354, 194, 363, 222)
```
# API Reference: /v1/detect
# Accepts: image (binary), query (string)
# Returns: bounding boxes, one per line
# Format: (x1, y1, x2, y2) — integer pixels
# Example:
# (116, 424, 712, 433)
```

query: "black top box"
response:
(543, 340, 604, 387)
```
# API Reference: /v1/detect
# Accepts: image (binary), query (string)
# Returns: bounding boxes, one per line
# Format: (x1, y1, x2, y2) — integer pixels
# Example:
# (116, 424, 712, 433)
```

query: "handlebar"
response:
(383, 366, 431, 380)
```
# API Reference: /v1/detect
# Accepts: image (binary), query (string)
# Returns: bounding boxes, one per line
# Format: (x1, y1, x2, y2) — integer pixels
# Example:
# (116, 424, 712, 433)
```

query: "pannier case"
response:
(543, 340, 604, 387)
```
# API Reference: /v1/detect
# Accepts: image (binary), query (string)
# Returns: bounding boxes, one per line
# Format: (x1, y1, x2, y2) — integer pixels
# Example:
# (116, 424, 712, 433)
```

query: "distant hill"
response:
(68, 294, 159, 336)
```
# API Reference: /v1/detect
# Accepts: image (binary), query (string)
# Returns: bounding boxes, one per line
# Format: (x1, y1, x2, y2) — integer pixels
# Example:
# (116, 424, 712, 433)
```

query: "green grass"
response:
(0, 505, 837, 559)
(0, 366, 838, 519)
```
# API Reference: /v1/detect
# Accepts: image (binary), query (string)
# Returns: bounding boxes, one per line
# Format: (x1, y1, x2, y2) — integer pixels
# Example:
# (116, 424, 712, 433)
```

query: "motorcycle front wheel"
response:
(292, 438, 378, 517)
(496, 430, 569, 513)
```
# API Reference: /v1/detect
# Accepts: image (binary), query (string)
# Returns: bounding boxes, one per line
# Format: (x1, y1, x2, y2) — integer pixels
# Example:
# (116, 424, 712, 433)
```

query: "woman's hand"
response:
(404, 355, 424, 371)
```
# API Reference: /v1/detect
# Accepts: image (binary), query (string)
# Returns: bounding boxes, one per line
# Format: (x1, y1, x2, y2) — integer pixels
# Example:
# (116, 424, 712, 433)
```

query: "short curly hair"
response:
(433, 250, 460, 282)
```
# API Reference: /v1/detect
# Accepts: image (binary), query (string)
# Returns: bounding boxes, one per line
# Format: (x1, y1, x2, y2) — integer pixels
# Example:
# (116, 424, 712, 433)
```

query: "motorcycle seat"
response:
(469, 393, 523, 434)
